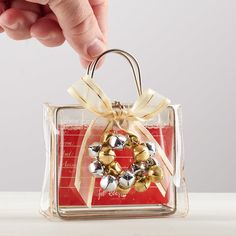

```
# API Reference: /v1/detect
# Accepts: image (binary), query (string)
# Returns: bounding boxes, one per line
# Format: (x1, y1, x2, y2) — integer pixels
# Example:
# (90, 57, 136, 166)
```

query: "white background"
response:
(0, 0, 235, 192)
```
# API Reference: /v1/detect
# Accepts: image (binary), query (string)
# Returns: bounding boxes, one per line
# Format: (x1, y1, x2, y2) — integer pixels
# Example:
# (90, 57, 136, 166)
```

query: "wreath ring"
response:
(88, 132, 164, 195)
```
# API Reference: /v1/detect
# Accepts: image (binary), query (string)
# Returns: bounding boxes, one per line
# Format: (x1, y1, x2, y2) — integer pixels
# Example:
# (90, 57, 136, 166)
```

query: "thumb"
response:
(27, 0, 106, 61)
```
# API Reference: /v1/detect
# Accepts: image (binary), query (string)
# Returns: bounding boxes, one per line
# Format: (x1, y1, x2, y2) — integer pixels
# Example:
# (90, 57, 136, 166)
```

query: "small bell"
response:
(98, 146, 115, 165)
(88, 142, 102, 157)
(108, 134, 127, 150)
(100, 175, 118, 192)
(88, 160, 104, 177)
(144, 142, 156, 156)
(116, 185, 131, 195)
(106, 161, 122, 176)
(133, 144, 150, 162)
(148, 165, 164, 183)
(118, 171, 136, 188)
(130, 162, 146, 175)
(125, 133, 140, 148)
(146, 157, 159, 167)
(134, 176, 151, 192)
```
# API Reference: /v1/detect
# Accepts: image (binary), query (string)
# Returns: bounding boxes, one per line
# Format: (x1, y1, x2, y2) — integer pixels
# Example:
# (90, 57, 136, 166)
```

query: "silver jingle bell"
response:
(130, 162, 146, 175)
(119, 171, 136, 188)
(144, 142, 156, 156)
(88, 160, 104, 177)
(88, 142, 102, 157)
(108, 134, 127, 150)
(100, 175, 118, 192)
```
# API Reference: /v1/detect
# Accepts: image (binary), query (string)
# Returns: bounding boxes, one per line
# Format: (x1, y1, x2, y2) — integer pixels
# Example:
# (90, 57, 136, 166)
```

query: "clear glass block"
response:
(40, 104, 188, 219)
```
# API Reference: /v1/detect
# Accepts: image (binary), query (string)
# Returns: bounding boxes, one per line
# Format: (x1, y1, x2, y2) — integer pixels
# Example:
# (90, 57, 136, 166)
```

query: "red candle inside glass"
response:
(58, 125, 174, 206)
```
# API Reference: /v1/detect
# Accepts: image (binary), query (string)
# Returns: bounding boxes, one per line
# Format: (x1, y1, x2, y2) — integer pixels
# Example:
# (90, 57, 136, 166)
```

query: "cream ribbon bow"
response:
(68, 75, 174, 207)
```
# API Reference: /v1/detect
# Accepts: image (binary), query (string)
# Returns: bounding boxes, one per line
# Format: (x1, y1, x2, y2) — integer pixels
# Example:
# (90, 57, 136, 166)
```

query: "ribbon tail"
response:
(74, 120, 96, 208)
(74, 118, 114, 208)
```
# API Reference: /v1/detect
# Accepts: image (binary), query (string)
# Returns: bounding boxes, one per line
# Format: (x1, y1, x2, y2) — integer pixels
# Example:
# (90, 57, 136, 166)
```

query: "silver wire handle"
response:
(86, 49, 143, 96)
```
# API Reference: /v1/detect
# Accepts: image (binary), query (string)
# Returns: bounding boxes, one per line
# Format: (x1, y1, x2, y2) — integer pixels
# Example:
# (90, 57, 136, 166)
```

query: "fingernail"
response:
(87, 38, 105, 58)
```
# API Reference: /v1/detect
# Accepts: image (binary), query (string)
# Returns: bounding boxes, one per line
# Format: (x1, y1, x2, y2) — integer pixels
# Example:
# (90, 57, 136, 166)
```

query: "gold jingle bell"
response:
(100, 132, 113, 143)
(134, 176, 151, 192)
(98, 146, 115, 165)
(148, 165, 164, 183)
(106, 161, 122, 176)
(116, 185, 131, 195)
(133, 144, 150, 162)
(125, 133, 139, 148)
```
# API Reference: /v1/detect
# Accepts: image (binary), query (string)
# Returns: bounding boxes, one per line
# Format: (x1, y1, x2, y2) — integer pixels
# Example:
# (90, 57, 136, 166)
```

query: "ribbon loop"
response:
(68, 76, 170, 122)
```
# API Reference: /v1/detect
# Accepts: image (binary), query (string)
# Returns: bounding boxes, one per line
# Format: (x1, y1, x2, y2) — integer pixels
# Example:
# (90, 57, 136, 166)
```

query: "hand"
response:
(0, 0, 108, 67)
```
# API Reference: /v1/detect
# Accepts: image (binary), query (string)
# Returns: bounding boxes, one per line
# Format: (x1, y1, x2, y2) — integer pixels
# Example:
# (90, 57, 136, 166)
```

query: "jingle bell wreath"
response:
(88, 132, 164, 195)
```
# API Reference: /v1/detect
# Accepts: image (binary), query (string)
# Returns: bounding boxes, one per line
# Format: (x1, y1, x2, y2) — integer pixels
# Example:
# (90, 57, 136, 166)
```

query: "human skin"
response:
(0, 0, 108, 67)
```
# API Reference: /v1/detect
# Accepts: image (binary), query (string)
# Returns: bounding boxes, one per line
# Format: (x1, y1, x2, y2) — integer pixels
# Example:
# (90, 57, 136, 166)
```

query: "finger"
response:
(31, 13, 65, 47)
(0, 0, 6, 32)
(0, 0, 41, 34)
(0, 8, 38, 39)
(89, 0, 108, 40)
(26, 0, 107, 60)
(10, 0, 41, 15)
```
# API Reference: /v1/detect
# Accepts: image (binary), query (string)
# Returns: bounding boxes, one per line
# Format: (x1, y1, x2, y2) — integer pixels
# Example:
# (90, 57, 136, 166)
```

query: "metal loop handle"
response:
(86, 49, 143, 95)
